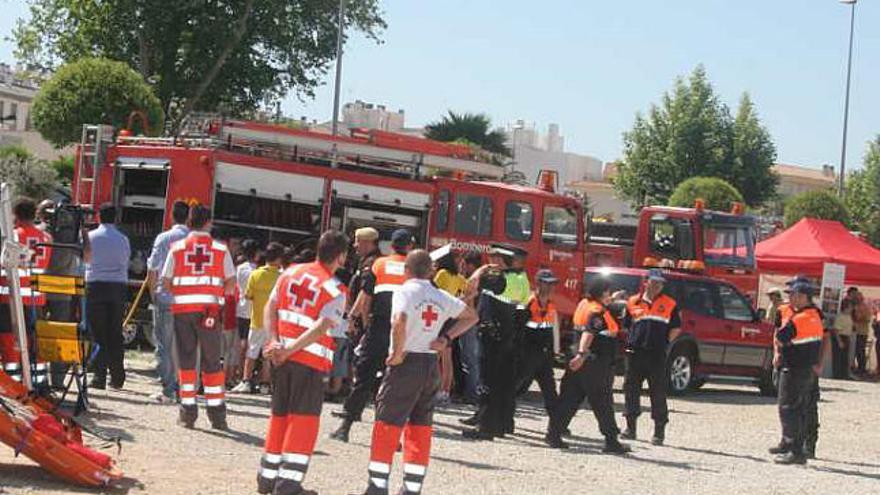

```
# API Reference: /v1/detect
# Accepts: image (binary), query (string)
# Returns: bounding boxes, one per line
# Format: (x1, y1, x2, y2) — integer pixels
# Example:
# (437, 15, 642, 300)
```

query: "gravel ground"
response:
(1, 352, 879, 495)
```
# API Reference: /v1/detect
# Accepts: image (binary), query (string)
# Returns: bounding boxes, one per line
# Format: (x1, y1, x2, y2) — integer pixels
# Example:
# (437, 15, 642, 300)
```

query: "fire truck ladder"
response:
(219, 122, 504, 180)
(74, 125, 114, 209)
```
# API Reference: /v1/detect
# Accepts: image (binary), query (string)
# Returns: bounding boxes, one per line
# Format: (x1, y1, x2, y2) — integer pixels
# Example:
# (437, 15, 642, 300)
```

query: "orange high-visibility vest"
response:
(573, 299, 619, 338)
(526, 294, 557, 331)
(371, 253, 407, 296)
(275, 261, 347, 373)
(168, 233, 229, 314)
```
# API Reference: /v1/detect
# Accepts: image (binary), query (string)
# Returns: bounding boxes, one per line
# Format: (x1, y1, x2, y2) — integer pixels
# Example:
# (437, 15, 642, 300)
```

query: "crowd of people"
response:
(3, 196, 880, 492)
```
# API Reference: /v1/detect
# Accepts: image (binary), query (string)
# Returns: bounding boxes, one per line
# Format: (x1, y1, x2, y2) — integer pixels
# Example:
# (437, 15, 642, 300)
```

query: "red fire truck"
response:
(586, 203, 759, 300)
(72, 119, 587, 322)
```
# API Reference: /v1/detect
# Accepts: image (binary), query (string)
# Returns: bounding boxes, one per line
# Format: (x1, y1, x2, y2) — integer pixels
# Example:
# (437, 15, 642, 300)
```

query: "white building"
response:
(342, 100, 406, 132)
(505, 120, 603, 186)
(0, 63, 71, 160)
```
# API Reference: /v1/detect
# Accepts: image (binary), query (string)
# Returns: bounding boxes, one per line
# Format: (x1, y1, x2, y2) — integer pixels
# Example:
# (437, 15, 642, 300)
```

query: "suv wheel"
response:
(758, 367, 778, 397)
(667, 346, 695, 395)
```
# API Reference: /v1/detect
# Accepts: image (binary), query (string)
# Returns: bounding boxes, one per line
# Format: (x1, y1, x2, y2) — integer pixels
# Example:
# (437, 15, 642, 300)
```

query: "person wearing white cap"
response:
(765, 287, 784, 326)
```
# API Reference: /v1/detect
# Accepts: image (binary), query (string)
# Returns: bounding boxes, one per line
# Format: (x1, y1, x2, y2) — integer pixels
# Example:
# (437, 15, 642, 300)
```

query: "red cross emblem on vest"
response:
(288, 273, 320, 310)
(185, 244, 214, 275)
(25, 237, 47, 267)
(421, 304, 439, 328)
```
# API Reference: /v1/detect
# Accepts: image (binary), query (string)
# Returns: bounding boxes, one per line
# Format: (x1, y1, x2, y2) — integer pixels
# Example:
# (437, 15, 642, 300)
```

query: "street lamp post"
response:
(331, 0, 346, 137)
(838, 0, 857, 197)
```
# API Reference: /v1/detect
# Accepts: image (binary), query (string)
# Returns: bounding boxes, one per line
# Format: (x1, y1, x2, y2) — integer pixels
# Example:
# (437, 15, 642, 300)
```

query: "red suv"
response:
(584, 267, 776, 396)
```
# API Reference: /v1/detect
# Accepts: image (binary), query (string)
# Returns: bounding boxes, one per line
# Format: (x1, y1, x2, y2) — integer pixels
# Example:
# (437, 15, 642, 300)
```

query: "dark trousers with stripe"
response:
(778, 367, 816, 455)
(173, 313, 225, 424)
(259, 361, 326, 495)
(623, 351, 668, 424)
(551, 353, 619, 438)
(515, 333, 558, 415)
(342, 322, 390, 421)
(366, 353, 439, 495)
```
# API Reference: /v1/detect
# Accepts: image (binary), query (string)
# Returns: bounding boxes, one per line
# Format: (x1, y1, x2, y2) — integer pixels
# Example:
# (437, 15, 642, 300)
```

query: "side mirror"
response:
(755, 308, 766, 322)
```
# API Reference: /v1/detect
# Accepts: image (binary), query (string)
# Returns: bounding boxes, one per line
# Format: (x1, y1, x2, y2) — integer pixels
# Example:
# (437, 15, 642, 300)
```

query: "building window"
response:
(542, 205, 577, 248)
(454, 193, 493, 237)
(505, 201, 533, 241)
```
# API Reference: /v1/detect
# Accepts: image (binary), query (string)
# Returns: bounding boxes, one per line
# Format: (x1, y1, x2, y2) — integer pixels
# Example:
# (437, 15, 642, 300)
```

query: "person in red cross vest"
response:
(356, 249, 477, 495)
(0, 198, 53, 387)
(161, 205, 235, 430)
(256, 230, 349, 495)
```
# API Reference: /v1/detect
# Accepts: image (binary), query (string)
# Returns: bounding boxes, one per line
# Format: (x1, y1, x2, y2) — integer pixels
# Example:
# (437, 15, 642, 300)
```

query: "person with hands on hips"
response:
(355, 249, 477, 495)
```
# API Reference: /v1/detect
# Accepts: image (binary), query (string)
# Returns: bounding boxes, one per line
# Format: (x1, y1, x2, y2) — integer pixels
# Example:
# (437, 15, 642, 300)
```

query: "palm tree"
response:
(424, 111, 510, 157)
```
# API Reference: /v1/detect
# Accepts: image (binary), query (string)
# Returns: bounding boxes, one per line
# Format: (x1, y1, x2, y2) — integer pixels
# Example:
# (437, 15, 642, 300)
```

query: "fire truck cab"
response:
(587, 204, 759, 300)
(73, 119, 586, 320)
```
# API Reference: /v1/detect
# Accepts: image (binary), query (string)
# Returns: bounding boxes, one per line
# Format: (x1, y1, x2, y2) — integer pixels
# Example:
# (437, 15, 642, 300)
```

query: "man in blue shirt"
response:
(146, 201, 190, 402)
(84, 203, 131, 390)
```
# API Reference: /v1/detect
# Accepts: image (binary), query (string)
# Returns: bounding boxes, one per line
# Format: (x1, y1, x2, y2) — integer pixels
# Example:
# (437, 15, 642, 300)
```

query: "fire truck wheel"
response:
(122, 322, 140, 348)
(667, 345, 696, 396)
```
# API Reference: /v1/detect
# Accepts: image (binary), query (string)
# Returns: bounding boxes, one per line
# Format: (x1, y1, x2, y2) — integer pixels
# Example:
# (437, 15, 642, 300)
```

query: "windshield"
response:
(702, 217, 756, 269)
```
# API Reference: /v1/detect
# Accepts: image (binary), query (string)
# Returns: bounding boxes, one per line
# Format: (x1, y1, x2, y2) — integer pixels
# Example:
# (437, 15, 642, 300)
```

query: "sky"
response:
(1, 0, 878, 171)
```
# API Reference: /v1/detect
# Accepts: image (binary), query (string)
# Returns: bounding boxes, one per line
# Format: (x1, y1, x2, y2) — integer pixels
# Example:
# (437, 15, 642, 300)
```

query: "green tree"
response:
(668, 177, 744, 211)
(783, 190, 849, 228)
(0, 145, 34, 162)
(424, 111, 510, 157)
(732, 93, 779, 206)
(15, 0, 385, 126)
(614, 66, 778, 208)
(0, 148, 59, 199)
(31, 57, 164, 147)
(845, 136, 880, 245)
(50, 155, 75, 186)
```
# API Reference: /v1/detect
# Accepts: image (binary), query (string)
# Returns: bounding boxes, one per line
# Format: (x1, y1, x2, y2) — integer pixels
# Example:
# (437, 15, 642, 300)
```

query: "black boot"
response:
(651, 422, 666, 446)
(207, 405, 229, 431)
(178, 405, 197, 429)
(804, 440, 816, 459)
(603, 436, 631, 454)
(257, 455, 280, 494)
(620, 417, 636, 440)
(462, 428, 495, 441)
(775, 450, 807, 465)
(458, 413, 480, 427)
(330, 419, 352, 443)
(768, 441, 790, 455)
(544, 430, 569, 450)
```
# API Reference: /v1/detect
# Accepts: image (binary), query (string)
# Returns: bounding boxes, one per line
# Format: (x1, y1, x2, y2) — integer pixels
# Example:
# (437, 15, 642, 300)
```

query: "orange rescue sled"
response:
(0, 371, 123, 487)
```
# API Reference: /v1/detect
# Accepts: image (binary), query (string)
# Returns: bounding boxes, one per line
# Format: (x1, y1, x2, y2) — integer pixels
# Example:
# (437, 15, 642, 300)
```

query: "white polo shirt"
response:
(391, 278, 466, 354)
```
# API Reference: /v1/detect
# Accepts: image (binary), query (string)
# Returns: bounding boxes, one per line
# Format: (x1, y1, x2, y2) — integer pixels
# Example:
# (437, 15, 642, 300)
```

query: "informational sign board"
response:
(819, 262, 847, 325)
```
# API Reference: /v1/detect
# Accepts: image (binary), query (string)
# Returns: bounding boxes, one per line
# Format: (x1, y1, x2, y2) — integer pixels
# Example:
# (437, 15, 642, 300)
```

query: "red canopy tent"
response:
(756, 218, 880, 286)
